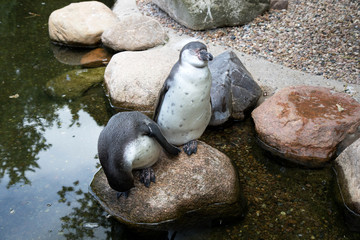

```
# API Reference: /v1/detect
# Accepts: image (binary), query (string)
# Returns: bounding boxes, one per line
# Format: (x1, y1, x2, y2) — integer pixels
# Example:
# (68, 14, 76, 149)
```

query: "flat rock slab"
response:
(252, 85, 360, 167)
(334, 137, 360, 231)
(90, 142, 246, 231)
(48, 1, 118, 47)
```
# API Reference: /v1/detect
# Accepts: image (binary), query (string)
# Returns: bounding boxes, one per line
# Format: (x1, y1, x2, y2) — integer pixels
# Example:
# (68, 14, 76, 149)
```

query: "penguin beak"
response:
(198, 49, 213, 61)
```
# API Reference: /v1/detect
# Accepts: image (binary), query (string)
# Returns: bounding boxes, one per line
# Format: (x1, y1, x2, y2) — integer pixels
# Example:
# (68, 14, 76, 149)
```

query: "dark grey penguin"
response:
(153, 41, 213, 155)
(98, 111, 180, 198)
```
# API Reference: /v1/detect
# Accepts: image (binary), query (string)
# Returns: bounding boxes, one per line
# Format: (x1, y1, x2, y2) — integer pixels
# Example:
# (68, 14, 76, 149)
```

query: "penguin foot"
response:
(140, 168, 156, 188)
(116, 191, 130, 199)
(183, 140, 198, 156)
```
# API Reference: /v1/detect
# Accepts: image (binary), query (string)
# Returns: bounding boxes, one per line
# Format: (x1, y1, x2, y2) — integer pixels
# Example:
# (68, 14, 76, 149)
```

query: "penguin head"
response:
(107, 169, 135, 193)
(180, 41, 213, 68)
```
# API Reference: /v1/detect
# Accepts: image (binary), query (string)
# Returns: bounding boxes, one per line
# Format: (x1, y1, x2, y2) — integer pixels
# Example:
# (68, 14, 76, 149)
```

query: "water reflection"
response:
(57, 179, 112, 239)
(0, 104, 106, 239)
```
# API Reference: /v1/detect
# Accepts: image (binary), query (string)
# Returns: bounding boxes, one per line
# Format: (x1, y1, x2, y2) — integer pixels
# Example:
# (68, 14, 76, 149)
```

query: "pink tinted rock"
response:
(90, 141, 246, 230)
(252, 86, 360, 167)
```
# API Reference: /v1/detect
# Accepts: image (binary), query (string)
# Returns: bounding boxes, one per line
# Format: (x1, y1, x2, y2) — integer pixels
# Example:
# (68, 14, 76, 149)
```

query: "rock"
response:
(103, 40, 183, 110)
(209, 51, 262, 126)
(334, 137, 360, 232)
(48, 1, 118, 47)
(90, 141, 246, 231)
(101, 14, 168, 51)
(152, 0, 270, 30)
(45, 68, 105, 99)
(270, 0, 288, 10)
(80, 48, 113, 68)
(251, 86, 360, 168)
(112, 0, 140, 18)
(51, 45, 112, 67)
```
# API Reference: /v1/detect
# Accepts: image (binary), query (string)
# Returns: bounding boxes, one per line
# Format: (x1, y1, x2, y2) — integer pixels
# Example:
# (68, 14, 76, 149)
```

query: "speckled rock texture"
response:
(252, 86, 360, 168)
(334, 137, 360, 232)
(152, 0, 270, 30)
(48, 1, 118, 47)
(102, 14, 168, 51)
(90, 141, 246, 230)
(209, 51, 262, 126)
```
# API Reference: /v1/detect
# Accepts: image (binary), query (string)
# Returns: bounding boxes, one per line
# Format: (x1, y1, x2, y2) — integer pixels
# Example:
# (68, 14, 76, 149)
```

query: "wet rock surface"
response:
(209, 51, 262, 126)
(48, 1, 118, 47)
(334, 137, 360, 232)
(45, 68, 105, 99)
(80, 48, 113, 68)
(252, 86, 360, 167)
(90, 141, 246, 231)
(102, 14, 168, 51)
(51, 45, 112, 67)
(152, 0, 269, 30)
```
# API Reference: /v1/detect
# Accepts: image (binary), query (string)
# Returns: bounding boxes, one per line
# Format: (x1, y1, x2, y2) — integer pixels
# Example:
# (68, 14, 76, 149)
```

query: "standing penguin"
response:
(98, 111, 180, 198)
(153, 41, 213, 155)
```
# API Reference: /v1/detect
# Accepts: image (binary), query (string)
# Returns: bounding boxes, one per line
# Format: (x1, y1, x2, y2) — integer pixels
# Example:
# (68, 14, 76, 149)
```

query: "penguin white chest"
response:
(124, 136, 161, 169)
(157, 66, 212, 145)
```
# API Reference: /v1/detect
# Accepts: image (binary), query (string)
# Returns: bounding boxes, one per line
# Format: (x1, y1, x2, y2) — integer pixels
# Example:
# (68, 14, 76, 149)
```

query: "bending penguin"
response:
(153, 41, 213, 155)
(97, 111, 180, 198)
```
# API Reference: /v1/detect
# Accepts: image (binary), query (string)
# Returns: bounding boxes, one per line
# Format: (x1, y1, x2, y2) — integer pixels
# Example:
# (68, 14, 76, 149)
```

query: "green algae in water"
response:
(45, 67, 105, 99)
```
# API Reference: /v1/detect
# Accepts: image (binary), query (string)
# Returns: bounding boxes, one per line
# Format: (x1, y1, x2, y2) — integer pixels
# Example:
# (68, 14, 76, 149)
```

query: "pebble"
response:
(137, 0, 359, 85)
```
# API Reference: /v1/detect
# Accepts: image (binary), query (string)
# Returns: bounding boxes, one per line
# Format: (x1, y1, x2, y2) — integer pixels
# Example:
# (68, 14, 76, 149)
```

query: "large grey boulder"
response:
(334, 137, 360, 232)
(152, 0, 270, 30)
(101, 14, 168, 51)
(48, 1, 118, 47)
(209, 51, 262, 126)
(90, 142, 246, 230)
(252, 86, 360, 168)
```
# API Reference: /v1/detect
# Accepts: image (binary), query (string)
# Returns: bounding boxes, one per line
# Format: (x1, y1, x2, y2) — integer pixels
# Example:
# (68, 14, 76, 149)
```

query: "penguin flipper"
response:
(153, 81, 169, 122)
(147, 122, 181, 156)
(153, 63, 179, 122)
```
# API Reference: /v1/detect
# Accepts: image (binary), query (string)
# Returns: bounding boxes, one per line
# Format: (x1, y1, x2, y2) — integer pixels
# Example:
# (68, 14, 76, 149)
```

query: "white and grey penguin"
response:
(97, 111, 180, 198)
(153, 41, 213, 155)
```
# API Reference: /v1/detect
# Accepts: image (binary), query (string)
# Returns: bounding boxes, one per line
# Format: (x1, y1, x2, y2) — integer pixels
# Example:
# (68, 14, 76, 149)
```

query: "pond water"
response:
(0, 1, 359, 239)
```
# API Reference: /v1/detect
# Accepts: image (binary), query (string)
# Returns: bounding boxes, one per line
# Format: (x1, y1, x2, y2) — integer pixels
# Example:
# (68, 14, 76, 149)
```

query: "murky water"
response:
(0, 1, 359, 239)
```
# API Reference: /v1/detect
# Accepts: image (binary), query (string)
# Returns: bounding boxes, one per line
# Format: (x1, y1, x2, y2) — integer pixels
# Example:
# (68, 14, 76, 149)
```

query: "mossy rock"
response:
(46, 67, 105, 99)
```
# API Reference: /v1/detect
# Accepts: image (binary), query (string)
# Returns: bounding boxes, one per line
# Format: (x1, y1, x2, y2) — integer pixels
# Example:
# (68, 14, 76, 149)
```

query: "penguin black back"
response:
(98, 111, 180, 194)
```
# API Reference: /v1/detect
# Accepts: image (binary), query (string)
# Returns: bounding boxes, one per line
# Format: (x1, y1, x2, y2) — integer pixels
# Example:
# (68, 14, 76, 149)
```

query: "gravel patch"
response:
(137, 0, 359, 85)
